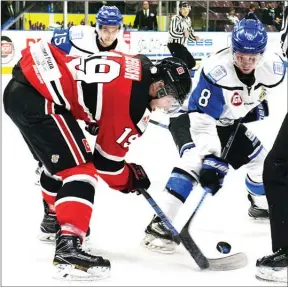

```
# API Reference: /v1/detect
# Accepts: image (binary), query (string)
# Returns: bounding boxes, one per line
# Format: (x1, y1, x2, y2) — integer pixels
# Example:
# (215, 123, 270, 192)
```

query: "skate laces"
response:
(76, 238, 103, 259)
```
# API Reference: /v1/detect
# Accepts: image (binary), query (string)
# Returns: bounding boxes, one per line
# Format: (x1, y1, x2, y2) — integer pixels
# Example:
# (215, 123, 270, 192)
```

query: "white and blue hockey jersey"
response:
(51, 25, 130, 56)
(188, 48, 286, 157)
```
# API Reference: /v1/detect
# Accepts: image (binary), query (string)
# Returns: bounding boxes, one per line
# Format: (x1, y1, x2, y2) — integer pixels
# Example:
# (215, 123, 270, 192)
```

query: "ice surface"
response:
(2, 74, 287, 286)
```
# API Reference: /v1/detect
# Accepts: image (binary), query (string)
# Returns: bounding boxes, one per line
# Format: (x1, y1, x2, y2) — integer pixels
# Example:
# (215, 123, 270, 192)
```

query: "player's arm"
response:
(51, 28, 73, 54)
(242, 100, 269, 123)
(188, 69, 225, 158)
(94, 125, 150, 194)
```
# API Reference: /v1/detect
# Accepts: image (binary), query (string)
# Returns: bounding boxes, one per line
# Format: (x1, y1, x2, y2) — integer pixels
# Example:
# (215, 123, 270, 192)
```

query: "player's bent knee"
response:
(56, 162, 98, 189)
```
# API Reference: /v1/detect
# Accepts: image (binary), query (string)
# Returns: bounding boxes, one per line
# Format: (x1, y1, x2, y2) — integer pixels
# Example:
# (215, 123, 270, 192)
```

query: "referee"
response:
(256, 3, 288, 284)
(167, 1, 200, 71)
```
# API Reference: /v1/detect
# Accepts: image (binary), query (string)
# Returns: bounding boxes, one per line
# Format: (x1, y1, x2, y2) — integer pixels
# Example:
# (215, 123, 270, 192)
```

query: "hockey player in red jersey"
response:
(3, 40, 191, 280)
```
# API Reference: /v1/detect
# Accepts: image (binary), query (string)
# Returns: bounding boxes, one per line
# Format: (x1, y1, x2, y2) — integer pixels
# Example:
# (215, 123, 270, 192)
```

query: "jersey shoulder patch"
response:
(69, 28, 84, 40)
(206, 65, 227, 83)
(273, 61, 285, 75)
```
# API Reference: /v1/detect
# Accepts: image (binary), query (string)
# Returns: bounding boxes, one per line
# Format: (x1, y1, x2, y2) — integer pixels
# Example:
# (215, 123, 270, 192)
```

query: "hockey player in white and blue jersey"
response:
(51, 5, 129, 56)
(37, 5, 130, 242)
(142, 19, 286, 253)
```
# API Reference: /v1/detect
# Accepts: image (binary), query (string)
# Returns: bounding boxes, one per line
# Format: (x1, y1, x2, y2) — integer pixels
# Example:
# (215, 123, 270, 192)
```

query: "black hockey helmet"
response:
(150, 57, 192, 105)
(179, 1, 190, 9)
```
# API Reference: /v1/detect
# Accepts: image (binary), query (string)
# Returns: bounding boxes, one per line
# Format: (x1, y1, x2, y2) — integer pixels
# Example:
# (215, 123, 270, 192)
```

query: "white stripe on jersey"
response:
(51, 114, 86, 165)
(54, 78, 71, 110)
(46, 81, 62, 105)
(95, 143, 125, 162)
(97, 167, 125, 175)
(95, 64, 105, 121)
(76, 81, 94, 121)
(55, 196, 94, 209)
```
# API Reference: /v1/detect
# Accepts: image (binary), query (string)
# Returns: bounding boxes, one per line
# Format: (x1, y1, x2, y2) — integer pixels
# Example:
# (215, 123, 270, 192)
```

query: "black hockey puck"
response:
(216, 241, 231, 254)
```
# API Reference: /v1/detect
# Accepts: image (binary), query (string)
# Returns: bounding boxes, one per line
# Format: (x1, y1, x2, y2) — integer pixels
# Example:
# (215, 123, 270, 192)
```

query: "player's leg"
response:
(142, 112, 201, 253)
(256, 114, 288, 283)
(217, 123, 268, 219)
(20, 132, 43, 185)
(3, 79, 110, 280)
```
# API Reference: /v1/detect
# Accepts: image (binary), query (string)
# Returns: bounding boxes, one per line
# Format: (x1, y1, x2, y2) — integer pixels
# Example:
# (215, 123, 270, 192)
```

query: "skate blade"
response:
(38, 233, 90, 243)
(141, 236, 177, 254)
(38, 232, 55, 243)
(256, 267, 288, 284)
(53, 264, 110, 281)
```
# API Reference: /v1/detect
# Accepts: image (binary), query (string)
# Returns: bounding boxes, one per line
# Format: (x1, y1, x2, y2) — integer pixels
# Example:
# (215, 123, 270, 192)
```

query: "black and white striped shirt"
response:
(280, 3, 288, 57)
(168, 14, 196, 46)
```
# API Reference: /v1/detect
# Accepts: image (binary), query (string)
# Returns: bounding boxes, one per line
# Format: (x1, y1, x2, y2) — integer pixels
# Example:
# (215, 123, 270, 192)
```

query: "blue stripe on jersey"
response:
(188, 71, 225, 119)
(51, 29, 72, 54)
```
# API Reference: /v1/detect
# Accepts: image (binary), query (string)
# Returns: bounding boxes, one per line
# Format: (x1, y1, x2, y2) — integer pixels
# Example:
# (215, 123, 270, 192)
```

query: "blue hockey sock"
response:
(166, 167, 196, 203)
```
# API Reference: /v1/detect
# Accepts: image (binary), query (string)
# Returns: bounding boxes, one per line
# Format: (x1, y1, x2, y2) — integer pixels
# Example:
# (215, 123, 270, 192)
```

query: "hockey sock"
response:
(40, 172, 62, 213)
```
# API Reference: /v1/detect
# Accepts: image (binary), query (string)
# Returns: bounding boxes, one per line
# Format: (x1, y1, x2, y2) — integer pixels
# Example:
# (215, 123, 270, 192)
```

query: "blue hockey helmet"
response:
(232, 19, 267, 54)
(96, 5, 123, 27)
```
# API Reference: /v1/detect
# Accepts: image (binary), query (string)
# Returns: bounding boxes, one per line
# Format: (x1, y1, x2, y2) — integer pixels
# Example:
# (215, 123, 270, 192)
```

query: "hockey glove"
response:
(121, 163, 151, 194)
(242, 100, 269, 123)
(199, 155, 229, 195)
(85, 121, 99, 136)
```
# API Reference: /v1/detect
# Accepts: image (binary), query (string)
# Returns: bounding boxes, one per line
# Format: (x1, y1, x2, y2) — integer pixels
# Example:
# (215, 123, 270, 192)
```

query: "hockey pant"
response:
(3, 78, 97, 240)
(165, 113, 267, 205)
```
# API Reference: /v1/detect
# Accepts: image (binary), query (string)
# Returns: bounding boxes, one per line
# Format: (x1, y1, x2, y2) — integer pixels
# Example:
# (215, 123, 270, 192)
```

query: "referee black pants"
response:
(263, 113, 288, 251)
(167, 42, 196, 70)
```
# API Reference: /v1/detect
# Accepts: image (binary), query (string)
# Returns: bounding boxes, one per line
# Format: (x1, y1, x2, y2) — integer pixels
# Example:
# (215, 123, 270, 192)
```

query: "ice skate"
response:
(53, 234, 110, 281)
(142, 215, 179, 253)
(256, 248, 288, 283)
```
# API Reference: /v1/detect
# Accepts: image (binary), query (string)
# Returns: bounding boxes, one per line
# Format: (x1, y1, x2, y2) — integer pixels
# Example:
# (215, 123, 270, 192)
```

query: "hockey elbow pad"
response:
(242, 100, 269, 123)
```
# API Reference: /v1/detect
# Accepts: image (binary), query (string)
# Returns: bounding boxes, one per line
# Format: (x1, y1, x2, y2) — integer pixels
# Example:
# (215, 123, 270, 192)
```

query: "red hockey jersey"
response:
(19, 41, 152, 191)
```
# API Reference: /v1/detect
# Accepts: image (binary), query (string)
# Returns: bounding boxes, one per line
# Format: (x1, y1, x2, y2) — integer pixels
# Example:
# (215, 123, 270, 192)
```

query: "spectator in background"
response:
(274, 2, 283, 30)
(246, 4, 259, 21)
(227, 7, 239, 25)
(262, 2, 275, 25)
(133, 1, 158, 31)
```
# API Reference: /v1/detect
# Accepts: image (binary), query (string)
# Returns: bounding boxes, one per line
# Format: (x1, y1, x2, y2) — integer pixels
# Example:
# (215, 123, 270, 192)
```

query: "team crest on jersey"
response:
(176, 67, 185, 75)
(231, 92, 242, 106)
(82, 139, 91, 153)
(51, 154, 60, 163)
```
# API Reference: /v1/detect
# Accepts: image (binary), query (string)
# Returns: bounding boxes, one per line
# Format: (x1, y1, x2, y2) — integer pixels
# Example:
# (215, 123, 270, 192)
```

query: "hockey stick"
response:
(149, 119, 169, 129)
(139, 120, 247, 270)
(179, 119, 247, 270)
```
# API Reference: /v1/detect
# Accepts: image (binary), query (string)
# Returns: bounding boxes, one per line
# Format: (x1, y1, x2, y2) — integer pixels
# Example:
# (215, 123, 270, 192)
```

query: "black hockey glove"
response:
(242, 100, 269, 123)
(85, 121, 99, 136)
(121, 163, 151, 194)
(199, 155, 229, 195)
